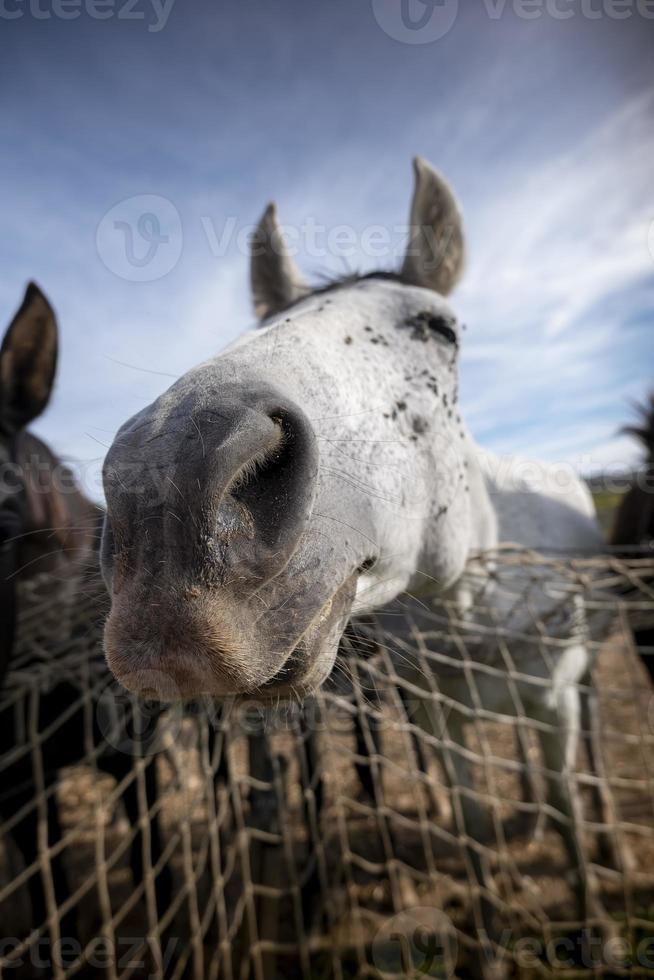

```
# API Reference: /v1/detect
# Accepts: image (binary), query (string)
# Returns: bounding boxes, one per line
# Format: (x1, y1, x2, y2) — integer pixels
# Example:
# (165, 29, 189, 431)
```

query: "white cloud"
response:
(455, 89, 654, 471)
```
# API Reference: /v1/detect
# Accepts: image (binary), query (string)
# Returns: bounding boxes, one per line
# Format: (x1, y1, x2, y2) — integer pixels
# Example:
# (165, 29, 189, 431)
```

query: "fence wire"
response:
(1, 551, 653, 979)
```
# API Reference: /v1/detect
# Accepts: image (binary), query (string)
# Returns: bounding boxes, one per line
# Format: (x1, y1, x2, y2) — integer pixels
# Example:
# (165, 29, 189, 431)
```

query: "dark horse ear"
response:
(0, 282, 58, 433)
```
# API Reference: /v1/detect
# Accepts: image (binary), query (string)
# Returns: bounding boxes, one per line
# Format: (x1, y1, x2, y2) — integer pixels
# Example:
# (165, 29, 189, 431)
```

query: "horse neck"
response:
(17, 433, 102, 579)
(463, 438, 500, 555)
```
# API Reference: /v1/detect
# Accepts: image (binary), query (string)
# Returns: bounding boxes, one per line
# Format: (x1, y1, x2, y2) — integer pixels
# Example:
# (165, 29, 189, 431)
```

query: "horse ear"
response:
(401, 157, 465, 296)
(0, 282, 58, 432)
(250, 203, 309, 322)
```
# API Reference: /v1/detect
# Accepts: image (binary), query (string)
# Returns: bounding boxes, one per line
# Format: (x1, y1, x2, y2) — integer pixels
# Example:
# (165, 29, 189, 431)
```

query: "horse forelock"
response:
(260, 270, 409, 321)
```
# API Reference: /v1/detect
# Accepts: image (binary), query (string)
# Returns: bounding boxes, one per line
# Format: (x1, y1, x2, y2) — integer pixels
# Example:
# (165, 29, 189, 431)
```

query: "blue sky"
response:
(1, 0, 653, 500)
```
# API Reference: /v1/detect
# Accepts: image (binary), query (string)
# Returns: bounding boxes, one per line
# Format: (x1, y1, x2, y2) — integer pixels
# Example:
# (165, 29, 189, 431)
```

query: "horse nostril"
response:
(228, 420, 286, 505)
(208, 397, 319, 582)
(227, 415, 298, 542)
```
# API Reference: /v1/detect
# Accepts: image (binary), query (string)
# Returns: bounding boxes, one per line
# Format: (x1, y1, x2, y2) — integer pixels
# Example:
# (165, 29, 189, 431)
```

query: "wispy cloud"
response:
(457, 89, 654, 472)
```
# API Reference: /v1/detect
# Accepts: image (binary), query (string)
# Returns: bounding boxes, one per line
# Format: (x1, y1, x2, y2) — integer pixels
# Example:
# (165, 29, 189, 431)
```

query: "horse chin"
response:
(251, 570, 359, 701)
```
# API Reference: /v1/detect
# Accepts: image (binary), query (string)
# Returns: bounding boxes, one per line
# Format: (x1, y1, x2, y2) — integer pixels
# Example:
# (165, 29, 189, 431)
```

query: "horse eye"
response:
(358, 557, 377, 573)
(428, 316, 458, 345)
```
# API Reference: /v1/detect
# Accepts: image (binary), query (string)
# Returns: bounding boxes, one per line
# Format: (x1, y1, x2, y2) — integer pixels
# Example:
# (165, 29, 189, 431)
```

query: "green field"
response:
(591, 488, 625, 536)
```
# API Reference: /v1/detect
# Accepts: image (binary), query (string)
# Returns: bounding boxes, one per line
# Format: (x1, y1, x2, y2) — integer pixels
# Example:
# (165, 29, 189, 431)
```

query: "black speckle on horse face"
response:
(344, 336, 353, 345)
(412, 416, 428, 435)
(401, 311, 459, 345)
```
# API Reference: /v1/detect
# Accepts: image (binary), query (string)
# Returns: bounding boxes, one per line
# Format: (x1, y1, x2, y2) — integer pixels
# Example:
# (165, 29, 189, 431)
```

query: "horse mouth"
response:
(253, 571, 358, 700)
(104, 571, 358, 702)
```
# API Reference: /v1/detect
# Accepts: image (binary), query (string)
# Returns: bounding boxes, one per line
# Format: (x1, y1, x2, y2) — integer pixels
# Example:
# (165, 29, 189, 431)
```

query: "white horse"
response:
(100, 158, 619, 977)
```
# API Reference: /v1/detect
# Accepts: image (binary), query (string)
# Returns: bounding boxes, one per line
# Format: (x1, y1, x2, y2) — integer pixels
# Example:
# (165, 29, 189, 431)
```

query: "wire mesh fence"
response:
(1, 551, 653, 979)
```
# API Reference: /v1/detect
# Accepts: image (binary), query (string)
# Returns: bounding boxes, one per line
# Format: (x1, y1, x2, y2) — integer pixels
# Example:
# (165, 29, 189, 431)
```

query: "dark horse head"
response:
(610, 392, 654, 681)
(610, 393, 654, 553)
(0, 283, 101, 686)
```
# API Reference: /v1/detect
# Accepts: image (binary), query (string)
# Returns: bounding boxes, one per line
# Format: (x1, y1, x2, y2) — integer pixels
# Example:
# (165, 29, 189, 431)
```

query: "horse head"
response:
(101, 159, 490, 701)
